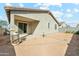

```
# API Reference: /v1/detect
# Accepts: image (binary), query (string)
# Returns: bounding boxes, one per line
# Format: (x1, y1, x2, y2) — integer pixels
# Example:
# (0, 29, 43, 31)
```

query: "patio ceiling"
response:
(14, 15, 39, 23)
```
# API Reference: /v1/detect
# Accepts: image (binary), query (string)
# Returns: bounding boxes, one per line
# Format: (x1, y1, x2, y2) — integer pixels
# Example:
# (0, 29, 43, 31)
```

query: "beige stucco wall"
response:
(10, 11, 59, 35)
(30, 21, 39, 34)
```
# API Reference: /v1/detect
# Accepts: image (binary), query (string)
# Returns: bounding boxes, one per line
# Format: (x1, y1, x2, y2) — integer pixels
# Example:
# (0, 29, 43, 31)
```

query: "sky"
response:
(0, 3, 79, 27)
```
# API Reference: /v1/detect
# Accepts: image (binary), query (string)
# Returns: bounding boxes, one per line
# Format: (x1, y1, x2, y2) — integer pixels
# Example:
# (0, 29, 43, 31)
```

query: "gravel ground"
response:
(0, 35, 16, 56)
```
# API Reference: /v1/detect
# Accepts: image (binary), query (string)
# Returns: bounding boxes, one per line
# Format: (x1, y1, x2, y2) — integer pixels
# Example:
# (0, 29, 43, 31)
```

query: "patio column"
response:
(10, 13, 15, 43)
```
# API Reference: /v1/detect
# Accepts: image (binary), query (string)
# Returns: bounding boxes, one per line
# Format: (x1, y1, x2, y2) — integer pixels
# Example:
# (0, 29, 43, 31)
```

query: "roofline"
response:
(4, 6, 49, 13)
(48, 11, 60, 26)
(4, 6, 60, 26)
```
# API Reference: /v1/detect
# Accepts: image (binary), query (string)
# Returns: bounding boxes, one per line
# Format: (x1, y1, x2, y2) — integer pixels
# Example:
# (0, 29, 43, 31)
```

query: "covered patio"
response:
(10, 15, 39, 44)
(14, 15, 39, 35)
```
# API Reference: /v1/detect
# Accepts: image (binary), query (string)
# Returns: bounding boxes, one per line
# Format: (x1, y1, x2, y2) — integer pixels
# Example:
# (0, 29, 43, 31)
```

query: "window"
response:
(55, 24, 57, 30)
(48, 23, 50, 29)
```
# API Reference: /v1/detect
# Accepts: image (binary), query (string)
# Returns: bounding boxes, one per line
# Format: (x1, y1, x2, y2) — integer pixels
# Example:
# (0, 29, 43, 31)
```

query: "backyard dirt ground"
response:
(13, 33, 79, 56)
(0, 33, 79, 56)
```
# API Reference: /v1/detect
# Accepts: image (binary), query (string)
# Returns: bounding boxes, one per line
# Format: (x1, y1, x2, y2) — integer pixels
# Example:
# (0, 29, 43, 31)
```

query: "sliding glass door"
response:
(18, 23, 27, 34)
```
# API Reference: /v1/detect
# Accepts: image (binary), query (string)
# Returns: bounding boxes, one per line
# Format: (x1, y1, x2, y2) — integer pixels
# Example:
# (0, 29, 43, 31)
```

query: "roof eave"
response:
(48, 11, 61, 26)
(4, 6, 60, 26)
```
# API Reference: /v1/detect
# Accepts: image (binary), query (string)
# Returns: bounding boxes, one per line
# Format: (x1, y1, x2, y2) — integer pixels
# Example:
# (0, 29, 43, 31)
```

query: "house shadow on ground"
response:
(65, 31, 79, 56)
(0, 34, 16, 56)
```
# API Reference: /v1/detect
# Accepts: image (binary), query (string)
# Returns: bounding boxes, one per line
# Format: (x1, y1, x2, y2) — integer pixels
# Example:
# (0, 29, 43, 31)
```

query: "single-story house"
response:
(5, 6, 60, 36)
(58, 22, 67, 32)
(59, 22, 67, 28)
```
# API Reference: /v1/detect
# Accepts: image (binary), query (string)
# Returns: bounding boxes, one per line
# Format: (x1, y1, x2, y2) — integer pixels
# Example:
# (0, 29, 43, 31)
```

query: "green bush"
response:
(65, 31, 71, 33)
(74, 31, 79, 35)
(65, 31, 75, 34)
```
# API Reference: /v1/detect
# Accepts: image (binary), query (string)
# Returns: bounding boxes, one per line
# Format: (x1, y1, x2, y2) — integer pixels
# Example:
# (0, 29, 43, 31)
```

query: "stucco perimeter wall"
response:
(11, 11, 59, 35)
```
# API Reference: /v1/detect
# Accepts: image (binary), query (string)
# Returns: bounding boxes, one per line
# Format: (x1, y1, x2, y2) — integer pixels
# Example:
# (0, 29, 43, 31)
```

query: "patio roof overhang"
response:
(14, 15, 39, 23)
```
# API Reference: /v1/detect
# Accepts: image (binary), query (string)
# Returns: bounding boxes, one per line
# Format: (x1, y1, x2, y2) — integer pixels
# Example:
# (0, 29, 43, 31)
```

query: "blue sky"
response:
(0, 3, 79, 27)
